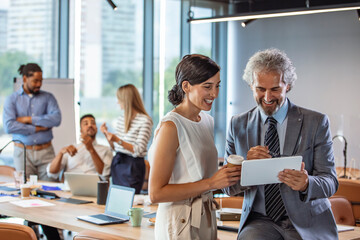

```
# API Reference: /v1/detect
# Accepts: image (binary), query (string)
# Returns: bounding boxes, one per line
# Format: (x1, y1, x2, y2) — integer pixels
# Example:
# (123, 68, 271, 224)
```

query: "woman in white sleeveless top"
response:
(148, 54, 242, 240)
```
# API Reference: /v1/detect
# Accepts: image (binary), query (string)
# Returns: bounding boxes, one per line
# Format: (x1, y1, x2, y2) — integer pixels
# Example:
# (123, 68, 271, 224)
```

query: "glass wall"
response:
(190, 7, 212, 56)
(0, 0, 59, 165)
(152, 0, 181, 130)
(70, 0, 144, 145)
(0, 0, 228, 165)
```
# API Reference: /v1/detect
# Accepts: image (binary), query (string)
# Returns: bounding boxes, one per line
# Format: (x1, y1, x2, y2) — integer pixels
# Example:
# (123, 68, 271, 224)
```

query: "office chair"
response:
(0, 165, 16, 183)
(0, 222, 37, 240)
(329, 196, 356, 226)
(73, 230, 126, 240)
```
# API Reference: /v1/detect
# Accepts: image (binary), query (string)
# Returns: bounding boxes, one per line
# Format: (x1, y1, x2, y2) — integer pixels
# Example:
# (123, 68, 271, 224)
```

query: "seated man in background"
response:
(47, 114, 112, 181)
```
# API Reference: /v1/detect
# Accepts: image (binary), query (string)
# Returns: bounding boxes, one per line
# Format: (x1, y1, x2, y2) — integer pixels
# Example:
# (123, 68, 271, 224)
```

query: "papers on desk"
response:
(0, 196, 19, 203)
(10, 199, 55, 208)
(337, 224, 355, 232)
(218, 208, 242, 214)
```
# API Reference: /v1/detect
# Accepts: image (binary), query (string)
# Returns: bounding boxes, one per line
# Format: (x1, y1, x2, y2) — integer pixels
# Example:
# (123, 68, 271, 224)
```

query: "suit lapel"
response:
(283, 101, 303, 156)
(247, 108, 261, 149)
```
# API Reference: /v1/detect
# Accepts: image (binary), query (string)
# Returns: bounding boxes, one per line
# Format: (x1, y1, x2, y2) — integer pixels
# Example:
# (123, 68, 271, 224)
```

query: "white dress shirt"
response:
(46, 140, 113, 180)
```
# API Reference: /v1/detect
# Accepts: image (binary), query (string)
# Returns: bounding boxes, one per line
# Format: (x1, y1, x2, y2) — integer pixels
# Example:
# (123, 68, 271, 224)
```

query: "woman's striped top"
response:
(114, 113, 153, 158)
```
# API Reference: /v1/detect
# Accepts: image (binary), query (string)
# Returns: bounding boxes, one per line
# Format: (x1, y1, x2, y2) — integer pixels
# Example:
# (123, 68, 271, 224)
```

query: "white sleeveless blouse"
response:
(148, 111, 218, 184)
(148, 111, 219, 240)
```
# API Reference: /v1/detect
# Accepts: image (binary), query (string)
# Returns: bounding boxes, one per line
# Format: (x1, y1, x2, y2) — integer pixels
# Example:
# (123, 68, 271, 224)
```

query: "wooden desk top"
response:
(0, 189, 238, 240)
(1, 187, 359, 239)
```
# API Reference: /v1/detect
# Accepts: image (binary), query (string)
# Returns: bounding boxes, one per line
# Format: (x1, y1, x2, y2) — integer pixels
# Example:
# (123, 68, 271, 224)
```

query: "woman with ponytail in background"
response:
(148, 54, 241, 240)
(101, 84, 152, 194)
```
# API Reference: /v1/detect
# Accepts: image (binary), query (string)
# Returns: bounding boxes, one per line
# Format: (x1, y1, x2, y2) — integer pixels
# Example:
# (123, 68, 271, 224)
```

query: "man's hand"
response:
(35, 126, 49, 132)
(16, 116, 32, 124)
(247, 146, 272, 160)
(278, 162, 309, 192)
(61, 145, 77, 157)
(81, 133, 94, 152)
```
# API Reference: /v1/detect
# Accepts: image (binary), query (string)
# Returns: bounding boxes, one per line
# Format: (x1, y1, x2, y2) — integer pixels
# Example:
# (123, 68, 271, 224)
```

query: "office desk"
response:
(0, 190, 359, 239)
(0, 190, 238, 240)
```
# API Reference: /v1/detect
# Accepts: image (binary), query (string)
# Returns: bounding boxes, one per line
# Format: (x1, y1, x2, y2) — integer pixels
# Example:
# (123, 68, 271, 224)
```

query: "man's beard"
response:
(257, 99, 280, 116)
(29, 88, 40, 95)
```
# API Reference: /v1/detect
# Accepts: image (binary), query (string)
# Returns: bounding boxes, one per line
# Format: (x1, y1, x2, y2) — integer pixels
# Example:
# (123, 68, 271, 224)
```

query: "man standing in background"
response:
(3, 63, 61, 181)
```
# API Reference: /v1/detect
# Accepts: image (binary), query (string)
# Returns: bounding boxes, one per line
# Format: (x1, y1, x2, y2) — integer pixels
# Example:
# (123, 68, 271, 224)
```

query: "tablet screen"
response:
(240, 156, 303, 186)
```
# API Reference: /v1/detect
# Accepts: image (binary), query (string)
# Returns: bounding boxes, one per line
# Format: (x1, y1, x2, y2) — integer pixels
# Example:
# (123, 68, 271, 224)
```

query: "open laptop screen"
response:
(105, 185, 135, 219)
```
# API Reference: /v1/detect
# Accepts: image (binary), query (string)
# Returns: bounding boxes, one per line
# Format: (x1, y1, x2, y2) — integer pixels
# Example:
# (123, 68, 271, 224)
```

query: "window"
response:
(70, 0, 144, 144)
(152, 0, 181, 129)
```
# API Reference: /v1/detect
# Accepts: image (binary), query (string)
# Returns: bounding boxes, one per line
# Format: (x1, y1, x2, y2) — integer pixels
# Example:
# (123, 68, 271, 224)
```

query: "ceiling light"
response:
(188, 5, 360, 24)
(106, 0, 118, 11)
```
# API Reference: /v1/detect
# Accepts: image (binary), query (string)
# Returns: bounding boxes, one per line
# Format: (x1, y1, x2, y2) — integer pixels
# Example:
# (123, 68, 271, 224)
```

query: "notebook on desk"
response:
(77, 185, 135, 225)
(64, 172, 100, 197)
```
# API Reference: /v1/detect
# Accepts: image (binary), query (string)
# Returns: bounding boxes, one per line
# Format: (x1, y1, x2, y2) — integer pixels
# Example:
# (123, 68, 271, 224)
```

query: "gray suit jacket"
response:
(223, 100, 339, 239)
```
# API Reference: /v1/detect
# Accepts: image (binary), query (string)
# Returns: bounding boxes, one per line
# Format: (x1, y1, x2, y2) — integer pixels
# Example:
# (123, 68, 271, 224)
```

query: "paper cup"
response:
(227, 155, 244, 167)
(20, 184, 31, 198)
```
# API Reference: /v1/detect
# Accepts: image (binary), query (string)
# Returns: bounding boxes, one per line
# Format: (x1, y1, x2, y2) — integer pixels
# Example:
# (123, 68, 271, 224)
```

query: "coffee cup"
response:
(227, 155, 244, 167)
(127, 207, 144, 227)
(20, 184, 31, 198)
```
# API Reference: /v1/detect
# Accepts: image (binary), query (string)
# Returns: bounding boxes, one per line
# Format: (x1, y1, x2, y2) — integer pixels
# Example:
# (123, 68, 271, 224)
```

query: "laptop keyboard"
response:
(92, 214, 124, 222)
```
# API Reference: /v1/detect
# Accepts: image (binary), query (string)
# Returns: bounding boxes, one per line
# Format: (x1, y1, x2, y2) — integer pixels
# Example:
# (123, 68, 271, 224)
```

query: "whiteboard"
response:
(14, 78, 76, 154)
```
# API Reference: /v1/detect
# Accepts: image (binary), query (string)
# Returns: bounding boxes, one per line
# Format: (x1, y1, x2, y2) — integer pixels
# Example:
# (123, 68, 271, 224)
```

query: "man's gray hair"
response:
(242, 48, 297, 92)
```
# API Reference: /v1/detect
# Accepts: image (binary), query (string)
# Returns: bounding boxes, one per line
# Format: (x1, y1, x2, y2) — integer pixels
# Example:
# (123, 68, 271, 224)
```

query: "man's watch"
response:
(118, 139, 123, 145)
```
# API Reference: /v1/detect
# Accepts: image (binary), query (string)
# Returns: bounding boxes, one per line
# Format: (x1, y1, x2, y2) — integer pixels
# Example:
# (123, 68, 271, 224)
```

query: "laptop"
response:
(64, 172, 100, 197)
(241, 156, 302, 186)
(77, 185, 135, 225)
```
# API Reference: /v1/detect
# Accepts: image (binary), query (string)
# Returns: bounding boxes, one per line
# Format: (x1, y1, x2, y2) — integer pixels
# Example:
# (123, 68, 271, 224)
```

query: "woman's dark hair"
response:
(168, 54, 220, 106)
(18, 63, 42, 77)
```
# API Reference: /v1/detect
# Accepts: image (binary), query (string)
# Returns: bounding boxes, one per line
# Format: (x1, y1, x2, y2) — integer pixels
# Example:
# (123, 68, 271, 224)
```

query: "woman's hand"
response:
(208, 165, 241, 190)
(105, 131, 120, 143)
(100, 123, 108, 134)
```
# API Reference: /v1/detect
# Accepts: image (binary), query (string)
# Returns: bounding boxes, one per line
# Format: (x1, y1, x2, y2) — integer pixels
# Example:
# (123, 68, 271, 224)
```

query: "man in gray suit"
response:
(223, 48, 338, 239)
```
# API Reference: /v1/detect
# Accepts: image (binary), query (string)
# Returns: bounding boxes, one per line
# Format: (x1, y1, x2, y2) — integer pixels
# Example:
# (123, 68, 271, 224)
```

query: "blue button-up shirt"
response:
(3, 87, 61, 145)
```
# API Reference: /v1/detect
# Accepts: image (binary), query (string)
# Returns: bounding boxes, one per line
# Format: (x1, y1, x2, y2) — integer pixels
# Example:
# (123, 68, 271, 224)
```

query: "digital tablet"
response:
(240, 156, 303, 186)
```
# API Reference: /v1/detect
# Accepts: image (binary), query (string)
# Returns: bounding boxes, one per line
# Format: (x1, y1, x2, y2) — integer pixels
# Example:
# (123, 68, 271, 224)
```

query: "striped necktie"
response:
(264, 117, 286, 222)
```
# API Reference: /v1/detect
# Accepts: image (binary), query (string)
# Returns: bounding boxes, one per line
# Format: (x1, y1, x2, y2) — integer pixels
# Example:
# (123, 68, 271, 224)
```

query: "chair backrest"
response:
(73, 230, 126, 240)
(0, 222, 37, 240)
(329, 196, 356, 226)
(0, 165, 16, 183)
(214, 196, 243, 209)
(334, 178, 360, 222)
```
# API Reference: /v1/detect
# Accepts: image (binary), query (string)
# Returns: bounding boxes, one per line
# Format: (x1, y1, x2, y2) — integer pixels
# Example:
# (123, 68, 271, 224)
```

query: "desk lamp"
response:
(0, 140, 27, 184)
(332, 135, 348, 179)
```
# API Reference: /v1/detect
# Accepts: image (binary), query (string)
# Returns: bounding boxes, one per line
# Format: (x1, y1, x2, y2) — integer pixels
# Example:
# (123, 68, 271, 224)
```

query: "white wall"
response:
(227, 11, 360, 172)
